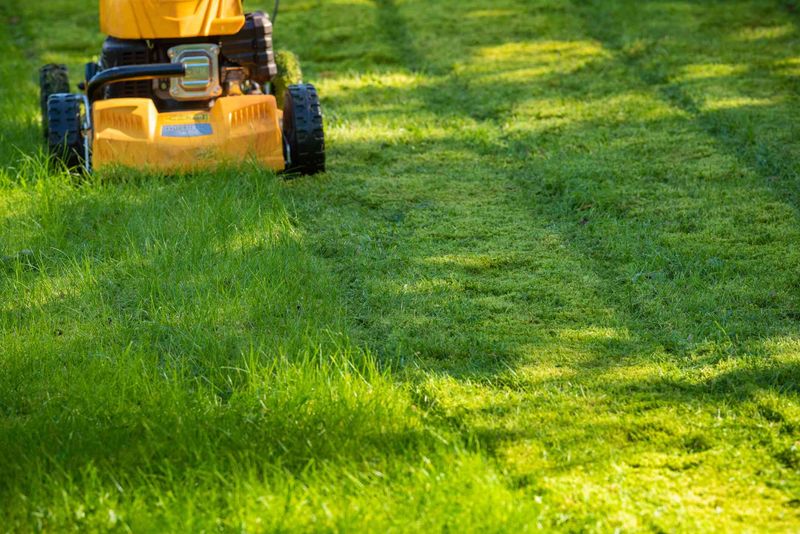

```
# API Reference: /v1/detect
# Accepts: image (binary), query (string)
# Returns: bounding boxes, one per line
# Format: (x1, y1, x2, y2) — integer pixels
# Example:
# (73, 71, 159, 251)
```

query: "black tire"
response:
(47, 94, 86, 169)
(283, 83, 325, 175)
(39, 64, 70, 136)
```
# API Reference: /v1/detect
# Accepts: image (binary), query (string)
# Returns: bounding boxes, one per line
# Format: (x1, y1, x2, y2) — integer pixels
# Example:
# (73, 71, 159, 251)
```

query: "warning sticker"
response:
(161, 123, 213, 138)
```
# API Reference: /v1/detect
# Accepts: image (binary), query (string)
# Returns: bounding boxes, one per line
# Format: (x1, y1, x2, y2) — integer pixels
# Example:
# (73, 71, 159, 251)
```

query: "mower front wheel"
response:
(283, 83, 325, 176)
(46, 94, 87, 170)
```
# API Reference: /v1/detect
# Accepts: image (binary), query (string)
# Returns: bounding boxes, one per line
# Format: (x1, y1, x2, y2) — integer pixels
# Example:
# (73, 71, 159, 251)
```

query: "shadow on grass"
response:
(576, 0, 800, 212)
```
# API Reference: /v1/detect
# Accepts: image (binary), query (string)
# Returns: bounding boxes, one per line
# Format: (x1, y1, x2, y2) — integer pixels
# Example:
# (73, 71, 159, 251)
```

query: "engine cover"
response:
(100, 0, 245, 40)
(220, 12, 277, 84)
(100, 37, 153, 99)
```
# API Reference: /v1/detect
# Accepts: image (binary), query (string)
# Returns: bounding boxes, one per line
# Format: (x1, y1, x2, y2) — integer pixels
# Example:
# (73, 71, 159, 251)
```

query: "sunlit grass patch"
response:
(702, 95, 782, 111)
(675, 63, 749, 81)
(734, 23, 795, 42)
(774, 56, 800, 77)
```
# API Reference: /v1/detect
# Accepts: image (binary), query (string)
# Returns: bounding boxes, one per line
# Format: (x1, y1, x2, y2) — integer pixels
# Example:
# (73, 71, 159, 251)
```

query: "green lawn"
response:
(2, 0, 800, 531)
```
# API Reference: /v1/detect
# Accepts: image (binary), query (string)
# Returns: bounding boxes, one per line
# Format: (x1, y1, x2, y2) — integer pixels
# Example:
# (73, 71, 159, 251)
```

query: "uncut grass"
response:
(3, 0, 800, 532)
(0, 161, 536, 529)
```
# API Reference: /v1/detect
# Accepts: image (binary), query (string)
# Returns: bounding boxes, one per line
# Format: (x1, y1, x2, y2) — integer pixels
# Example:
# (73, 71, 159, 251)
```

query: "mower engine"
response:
(40, 1, 324, 175)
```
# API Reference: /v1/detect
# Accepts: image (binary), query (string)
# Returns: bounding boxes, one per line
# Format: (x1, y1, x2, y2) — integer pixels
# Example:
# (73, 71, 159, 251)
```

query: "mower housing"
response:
(40, 0, 325, 176)
(92, 96, 284, 170)
(100, 0, 246, 39)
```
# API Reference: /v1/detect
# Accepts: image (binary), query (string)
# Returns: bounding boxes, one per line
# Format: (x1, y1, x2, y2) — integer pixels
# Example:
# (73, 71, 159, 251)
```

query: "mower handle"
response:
(87, 63, 186, 102)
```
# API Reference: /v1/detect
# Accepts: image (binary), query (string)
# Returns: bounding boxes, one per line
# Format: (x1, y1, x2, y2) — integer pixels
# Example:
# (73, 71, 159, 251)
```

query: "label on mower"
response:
(161, 123, 213, 138)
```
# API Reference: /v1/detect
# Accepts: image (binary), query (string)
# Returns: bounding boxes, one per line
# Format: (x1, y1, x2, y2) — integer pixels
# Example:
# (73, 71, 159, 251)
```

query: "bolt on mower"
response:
(39, 0, 325, 175)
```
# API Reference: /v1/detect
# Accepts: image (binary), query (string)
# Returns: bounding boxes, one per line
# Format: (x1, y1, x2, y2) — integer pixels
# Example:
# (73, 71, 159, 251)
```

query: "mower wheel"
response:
(39, 64, 70, 136)
(283, 83, 325, 175)
(47, 94, 86, 169)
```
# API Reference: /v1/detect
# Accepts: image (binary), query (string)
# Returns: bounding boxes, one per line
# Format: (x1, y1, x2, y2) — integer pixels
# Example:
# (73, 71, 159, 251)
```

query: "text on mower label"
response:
(161, 124, 213, 138)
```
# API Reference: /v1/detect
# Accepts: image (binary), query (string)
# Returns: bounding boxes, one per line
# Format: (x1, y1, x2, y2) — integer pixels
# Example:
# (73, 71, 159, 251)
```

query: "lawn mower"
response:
(39, 0, 324, 175)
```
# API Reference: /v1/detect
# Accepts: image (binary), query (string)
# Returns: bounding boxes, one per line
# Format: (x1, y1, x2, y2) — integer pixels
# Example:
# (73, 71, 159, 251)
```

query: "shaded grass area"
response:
(2, 0, 800, 531)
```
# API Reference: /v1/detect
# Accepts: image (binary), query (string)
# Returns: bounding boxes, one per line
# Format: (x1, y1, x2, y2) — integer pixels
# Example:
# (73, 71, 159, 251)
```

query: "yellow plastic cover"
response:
(92, 96, 285, 172)
(100, 0, 245, 39)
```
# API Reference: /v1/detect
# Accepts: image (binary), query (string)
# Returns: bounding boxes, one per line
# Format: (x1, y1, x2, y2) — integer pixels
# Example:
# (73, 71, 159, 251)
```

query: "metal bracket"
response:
(80, 94, 93, 174)
(167, 44, 222, 101)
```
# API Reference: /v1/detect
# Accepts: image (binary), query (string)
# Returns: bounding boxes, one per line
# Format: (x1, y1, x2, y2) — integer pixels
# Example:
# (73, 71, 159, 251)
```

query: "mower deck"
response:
(92, 95, 285, 172)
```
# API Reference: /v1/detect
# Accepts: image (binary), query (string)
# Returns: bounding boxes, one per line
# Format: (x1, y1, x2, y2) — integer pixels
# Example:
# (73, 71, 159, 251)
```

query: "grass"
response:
(2, 0, 800, 531)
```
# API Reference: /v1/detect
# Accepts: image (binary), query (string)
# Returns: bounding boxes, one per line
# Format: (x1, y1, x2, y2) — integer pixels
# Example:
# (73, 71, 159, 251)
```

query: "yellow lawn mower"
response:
(39, 0, 324, 175)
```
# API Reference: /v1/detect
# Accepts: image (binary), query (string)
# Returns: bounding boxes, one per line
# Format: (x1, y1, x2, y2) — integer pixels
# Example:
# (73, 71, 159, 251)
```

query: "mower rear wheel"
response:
(39, 64, 70, 136)
(283, 83, 325, 175)
(46, 94, 86, 169)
